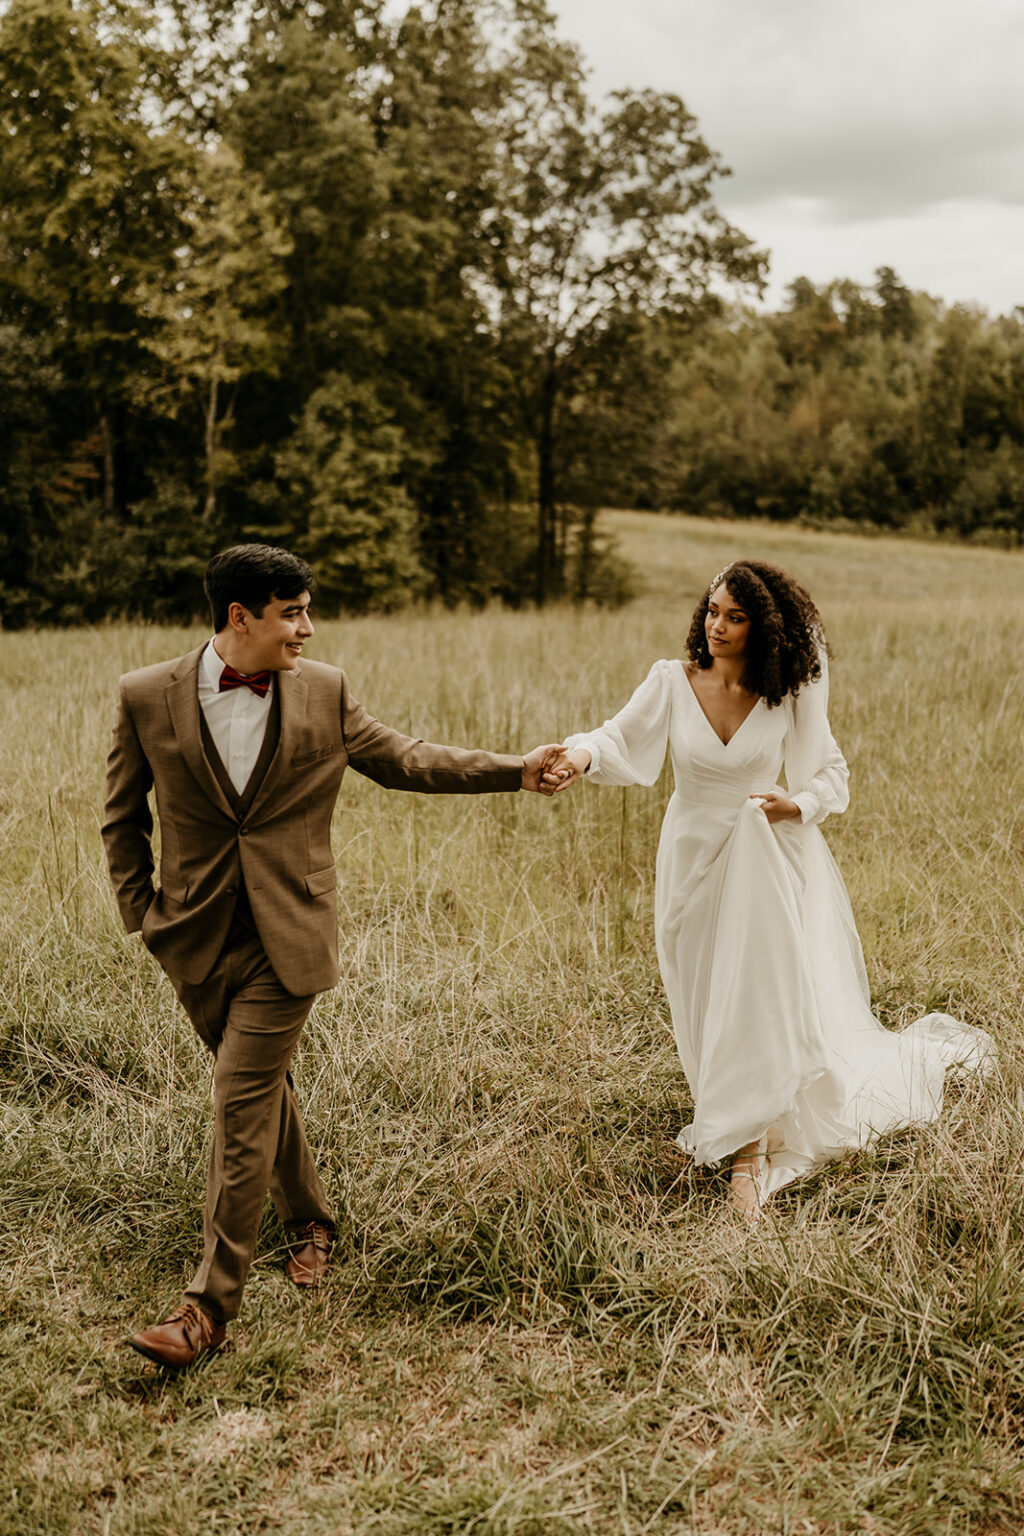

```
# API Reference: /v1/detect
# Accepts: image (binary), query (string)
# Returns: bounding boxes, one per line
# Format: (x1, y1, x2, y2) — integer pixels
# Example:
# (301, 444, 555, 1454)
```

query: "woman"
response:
(551, 561, 992, 1217)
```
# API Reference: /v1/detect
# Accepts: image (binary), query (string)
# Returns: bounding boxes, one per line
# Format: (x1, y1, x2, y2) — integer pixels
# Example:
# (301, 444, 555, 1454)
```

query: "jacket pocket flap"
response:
(292, 744, 336, 767)
(304, 865, 337, 897)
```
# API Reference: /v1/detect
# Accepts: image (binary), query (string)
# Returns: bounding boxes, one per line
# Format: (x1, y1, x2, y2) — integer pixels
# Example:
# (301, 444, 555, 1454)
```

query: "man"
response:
(103, 544, 563, 1369)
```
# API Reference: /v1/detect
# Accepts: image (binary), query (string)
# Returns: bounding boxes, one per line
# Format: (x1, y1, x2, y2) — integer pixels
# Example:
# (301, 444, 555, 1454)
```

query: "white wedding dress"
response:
(565, 659, 993, 1198)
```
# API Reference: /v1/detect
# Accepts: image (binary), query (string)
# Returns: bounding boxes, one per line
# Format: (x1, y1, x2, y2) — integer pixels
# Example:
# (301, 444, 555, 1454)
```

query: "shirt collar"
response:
(200, 638, 276, 699)
(201, 638, 225, 692)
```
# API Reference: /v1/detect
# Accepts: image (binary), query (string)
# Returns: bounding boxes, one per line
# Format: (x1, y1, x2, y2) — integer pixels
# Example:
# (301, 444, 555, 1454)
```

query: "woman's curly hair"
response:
(685, 561, 829, 707)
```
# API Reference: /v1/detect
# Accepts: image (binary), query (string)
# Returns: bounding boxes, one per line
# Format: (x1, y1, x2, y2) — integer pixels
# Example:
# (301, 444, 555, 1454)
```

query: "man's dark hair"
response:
(685, 560, 830, 707)
(204, 545, 316, 632)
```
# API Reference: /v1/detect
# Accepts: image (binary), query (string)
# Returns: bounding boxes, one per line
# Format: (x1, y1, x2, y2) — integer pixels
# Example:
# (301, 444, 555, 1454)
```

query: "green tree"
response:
(358, 0, 529, 603)
(274, 374, 425, 610)
(232, 0, 530, 604)
(140, 143, 292, 521)
(0, 325, 65, 623)
(227, 6, 384, 384)
(0, 0, 186, 516)
(484, 46, 768, 598)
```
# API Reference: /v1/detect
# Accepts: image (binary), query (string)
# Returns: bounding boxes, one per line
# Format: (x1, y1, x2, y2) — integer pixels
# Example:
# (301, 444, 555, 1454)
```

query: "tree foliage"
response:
(641, 272, 1024, 540)
(1, 0, 1021, 627)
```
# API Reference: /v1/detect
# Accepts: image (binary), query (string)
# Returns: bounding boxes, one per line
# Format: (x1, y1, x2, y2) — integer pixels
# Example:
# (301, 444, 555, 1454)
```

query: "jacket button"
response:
(239, 827, 248, 837)
(226, 885, 236, 894)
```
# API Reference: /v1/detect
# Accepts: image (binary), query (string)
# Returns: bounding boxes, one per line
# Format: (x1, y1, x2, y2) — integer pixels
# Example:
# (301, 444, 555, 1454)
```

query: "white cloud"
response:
(734, 196, 1024, 315)
(552, 0, 1024, 309)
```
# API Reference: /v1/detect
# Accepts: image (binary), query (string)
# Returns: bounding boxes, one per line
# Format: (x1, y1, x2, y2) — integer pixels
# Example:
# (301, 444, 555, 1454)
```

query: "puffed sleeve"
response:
(783, 651, 849, 826)
(563, 660, 674, 786)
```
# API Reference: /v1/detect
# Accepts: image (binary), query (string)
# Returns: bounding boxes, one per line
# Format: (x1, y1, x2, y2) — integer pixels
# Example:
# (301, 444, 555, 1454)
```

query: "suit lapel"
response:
(247, 665, 307, 818)
(165, 645, 237, 819)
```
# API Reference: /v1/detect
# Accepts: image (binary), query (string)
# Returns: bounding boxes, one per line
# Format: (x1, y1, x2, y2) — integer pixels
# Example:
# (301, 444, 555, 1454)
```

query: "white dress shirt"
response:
(198, 639, 274, 795)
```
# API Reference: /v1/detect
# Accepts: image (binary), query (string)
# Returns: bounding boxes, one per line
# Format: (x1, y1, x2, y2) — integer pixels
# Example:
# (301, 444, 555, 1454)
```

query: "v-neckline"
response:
(680, 664, 762, 748)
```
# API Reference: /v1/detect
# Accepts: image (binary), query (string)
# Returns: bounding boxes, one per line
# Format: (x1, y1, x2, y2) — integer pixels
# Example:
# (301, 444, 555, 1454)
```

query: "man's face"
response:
(235, 591, 314, 672)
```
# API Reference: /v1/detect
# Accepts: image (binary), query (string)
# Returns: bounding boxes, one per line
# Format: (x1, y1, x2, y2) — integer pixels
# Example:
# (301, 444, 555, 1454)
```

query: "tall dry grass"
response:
(2, 513, 1023, 1535)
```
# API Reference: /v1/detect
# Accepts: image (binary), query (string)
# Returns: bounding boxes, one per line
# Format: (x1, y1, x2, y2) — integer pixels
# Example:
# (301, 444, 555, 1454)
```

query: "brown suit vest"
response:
(198, 683, 281, 928)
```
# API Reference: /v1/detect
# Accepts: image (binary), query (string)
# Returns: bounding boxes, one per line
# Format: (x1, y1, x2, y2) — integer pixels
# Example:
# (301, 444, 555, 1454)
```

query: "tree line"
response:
(1, 0, 1021, 628)
(634, 272, 1024, 543)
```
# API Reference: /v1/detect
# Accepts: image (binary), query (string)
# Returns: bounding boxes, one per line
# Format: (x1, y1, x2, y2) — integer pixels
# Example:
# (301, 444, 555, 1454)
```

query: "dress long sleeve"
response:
(783, 653, 849, 826)
(564, 660, 673, 786)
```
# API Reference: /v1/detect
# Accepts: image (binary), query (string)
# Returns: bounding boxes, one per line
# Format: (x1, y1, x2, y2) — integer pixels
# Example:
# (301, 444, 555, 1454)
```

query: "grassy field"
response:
(2, 511, 1024, 1535)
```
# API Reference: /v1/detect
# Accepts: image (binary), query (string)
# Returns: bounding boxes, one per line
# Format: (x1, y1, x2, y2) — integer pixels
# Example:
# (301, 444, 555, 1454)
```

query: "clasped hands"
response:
(521, 744, 592, 795)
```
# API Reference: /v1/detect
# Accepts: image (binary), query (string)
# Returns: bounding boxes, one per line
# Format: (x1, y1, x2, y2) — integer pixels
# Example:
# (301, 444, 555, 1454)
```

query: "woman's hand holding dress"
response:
(750, 790, 802, 823)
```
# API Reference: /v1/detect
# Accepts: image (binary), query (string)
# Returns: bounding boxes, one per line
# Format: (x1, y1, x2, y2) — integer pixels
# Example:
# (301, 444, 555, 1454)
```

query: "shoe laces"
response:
(166, 1301, 210, 1343)
(295, 1221, 332, 1252)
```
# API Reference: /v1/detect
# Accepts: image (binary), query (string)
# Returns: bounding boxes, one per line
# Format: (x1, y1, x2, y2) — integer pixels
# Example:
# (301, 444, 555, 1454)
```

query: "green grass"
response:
(2, 512, 1023, 1534)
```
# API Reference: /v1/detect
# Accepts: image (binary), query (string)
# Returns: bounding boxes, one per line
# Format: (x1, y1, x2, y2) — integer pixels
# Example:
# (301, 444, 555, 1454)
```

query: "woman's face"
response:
(705, 582, 751, 659)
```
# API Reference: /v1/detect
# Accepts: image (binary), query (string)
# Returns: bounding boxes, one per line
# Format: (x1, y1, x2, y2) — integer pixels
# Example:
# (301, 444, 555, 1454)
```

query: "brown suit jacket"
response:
(102, 645, 524, 996)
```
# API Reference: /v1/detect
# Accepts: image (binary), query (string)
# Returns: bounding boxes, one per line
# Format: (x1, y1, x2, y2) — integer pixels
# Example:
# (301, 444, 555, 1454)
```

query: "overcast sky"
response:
(552, 0, 1024, 315)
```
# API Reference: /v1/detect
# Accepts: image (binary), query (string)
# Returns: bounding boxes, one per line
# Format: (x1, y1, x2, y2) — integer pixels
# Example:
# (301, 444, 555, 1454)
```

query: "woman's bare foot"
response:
(727, 1140, 763, 1221)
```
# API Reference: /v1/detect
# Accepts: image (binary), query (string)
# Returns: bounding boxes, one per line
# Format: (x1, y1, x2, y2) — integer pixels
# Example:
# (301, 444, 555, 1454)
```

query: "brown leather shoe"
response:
(127, 1301, 226, 1370)
(286, 1221, 333, 1288)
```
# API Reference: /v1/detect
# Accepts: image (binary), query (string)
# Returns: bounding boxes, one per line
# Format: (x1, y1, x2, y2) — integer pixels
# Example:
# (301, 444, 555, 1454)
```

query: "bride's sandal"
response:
(727, 1154, 762, 1222)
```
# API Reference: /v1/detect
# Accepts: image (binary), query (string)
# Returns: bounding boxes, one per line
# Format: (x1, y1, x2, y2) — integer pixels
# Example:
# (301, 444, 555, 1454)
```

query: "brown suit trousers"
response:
(103, 646, 523, 1320)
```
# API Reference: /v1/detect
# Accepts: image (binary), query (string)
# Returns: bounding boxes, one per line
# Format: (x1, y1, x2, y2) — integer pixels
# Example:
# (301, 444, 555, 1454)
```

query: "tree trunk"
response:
(99, 411, 116, 514)
(556, 499, 572, 584)
(535, 357, 559, 604)
(575, 504, 596, 600)
(203, 374, 218, 520)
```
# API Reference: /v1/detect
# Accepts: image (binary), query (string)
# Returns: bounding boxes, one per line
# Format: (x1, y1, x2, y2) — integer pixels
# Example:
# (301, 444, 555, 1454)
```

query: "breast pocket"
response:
(292, 744, 336, 768)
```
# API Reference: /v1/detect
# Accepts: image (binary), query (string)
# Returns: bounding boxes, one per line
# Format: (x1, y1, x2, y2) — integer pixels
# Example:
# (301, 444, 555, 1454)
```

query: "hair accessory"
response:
(707, 563, 733, 595)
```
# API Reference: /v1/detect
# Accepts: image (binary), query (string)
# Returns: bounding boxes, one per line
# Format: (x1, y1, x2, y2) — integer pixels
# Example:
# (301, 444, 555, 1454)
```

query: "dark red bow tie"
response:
(219, 663, 272, 698)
